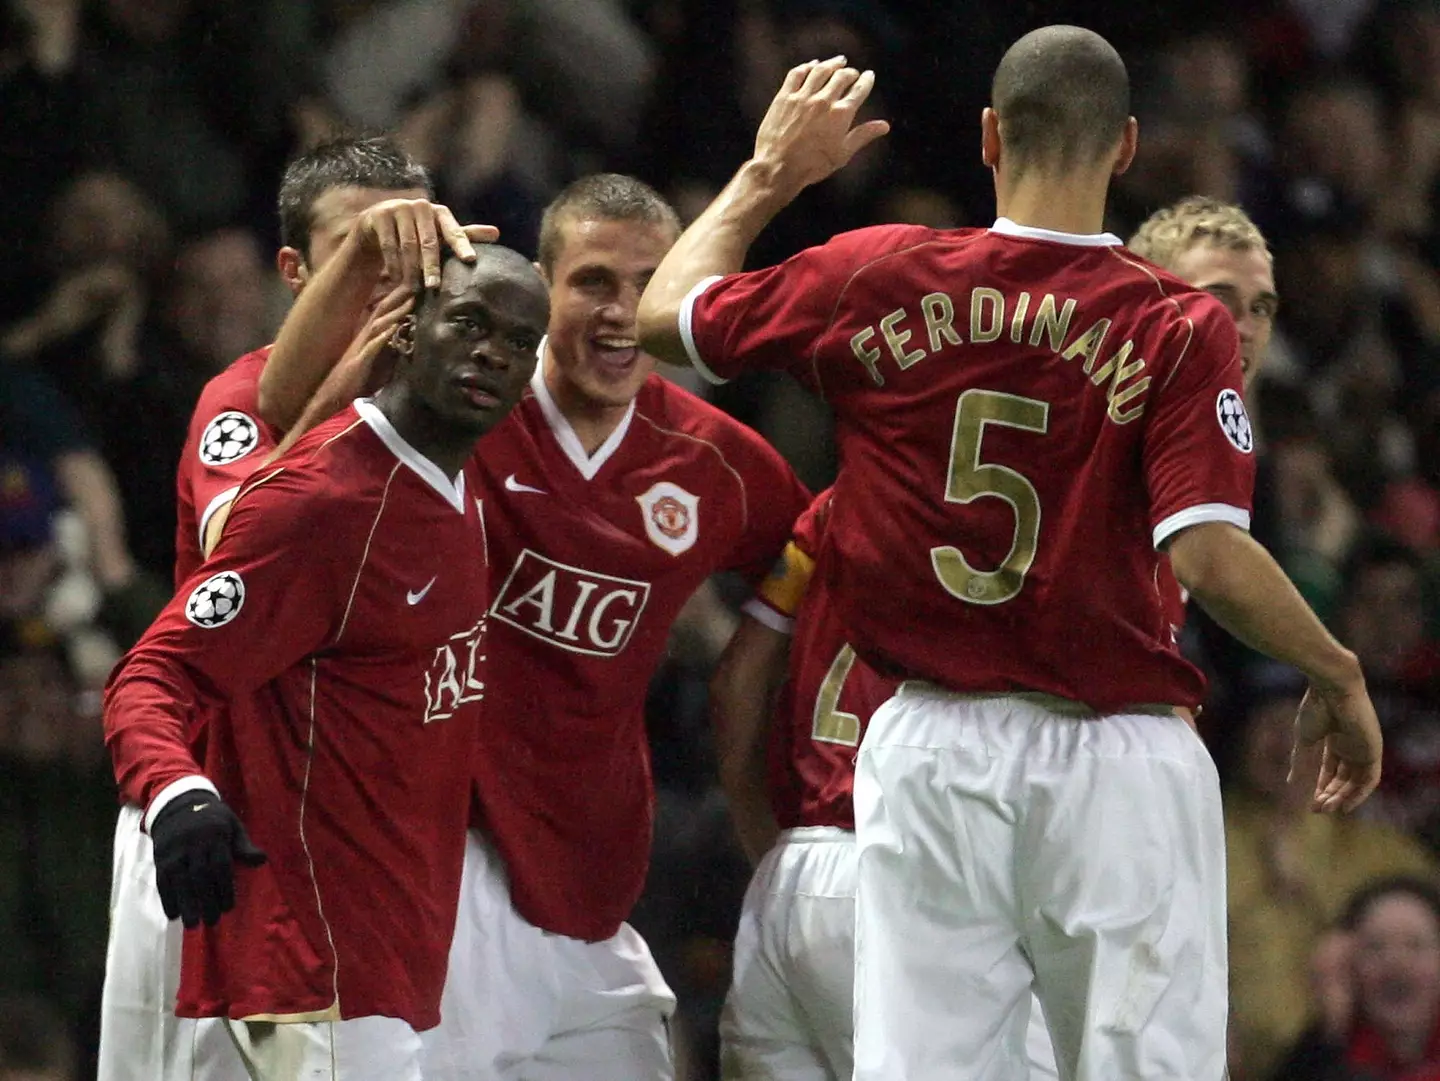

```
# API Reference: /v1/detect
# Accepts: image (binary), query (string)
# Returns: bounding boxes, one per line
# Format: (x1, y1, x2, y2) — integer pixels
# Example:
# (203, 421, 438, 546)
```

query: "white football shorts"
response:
(97, 803, 245, 1081)
(421, 829, 677, 1081)
(721, 825, 1058, 1081)
(853, 685, 1228, 1081)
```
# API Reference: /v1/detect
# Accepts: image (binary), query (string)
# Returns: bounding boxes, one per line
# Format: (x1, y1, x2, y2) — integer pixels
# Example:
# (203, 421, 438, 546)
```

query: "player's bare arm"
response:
(710, 614, 790, 864)
(258, 199, 495, 430)
(1167, 521, 1382, 813)
(637, 56, 888, 366)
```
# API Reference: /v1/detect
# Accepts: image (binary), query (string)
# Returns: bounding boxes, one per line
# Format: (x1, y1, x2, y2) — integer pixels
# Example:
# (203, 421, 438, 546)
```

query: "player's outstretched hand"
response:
(753, 56, 891, 199)
(352, 199, 501, 291)
(150, 790, 267, 929)
(1287, 678, 1383, 815)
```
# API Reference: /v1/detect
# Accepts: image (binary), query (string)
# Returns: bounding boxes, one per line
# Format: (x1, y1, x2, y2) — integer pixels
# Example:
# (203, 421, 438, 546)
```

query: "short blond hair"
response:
(1128, 195, 1271, 270)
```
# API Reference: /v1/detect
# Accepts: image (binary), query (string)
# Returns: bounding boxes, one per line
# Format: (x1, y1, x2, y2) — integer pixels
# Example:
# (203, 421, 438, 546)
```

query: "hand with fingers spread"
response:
(752, 55, 891, 200)
(352, 198, 500, 290)
(1287, 677, 1384, 815)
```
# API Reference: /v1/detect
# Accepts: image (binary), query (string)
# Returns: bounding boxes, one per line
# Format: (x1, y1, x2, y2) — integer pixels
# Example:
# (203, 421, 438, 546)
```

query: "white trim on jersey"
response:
(678, 275, 728, 386)
(741, 596, 795, 635)
(197, 486, 242, 546)
(143, 774, 221, 832)
(1153, 502, 1251, 550)
(354, 399, 467, 512)
(990, 217, 1122, 248)
(529, 356, 636, 480)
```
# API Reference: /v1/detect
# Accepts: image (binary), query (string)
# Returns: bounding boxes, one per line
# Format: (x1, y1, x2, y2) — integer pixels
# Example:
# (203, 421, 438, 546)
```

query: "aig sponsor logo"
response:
(424, 616, 488, 724)
(490, 550, 651, 657)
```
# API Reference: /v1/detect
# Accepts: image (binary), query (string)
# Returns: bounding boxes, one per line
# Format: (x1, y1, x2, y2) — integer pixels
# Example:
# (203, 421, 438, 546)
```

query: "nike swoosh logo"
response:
(504, 474, 547, 495)
(407, 577, 437, 605)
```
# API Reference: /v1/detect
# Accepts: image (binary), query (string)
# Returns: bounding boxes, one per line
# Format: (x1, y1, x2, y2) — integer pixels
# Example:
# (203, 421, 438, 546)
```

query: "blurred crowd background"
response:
(1, 0, 1439, 1078)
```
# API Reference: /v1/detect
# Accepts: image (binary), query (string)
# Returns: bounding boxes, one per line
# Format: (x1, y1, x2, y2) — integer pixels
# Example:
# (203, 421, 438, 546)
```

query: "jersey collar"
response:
(354, 398, 467, 513)
(530, 338, 636, 481)
(990, 217, 1122, 247)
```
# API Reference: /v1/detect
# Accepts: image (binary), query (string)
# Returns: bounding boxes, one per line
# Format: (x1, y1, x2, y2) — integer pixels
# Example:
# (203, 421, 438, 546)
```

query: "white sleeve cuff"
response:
(678, 275, 728, 385)
(144, 775, 221, 833)
(1153, 503, 1251, 549)
(741, 596, 795, 635)
(197, 487, 241, 547)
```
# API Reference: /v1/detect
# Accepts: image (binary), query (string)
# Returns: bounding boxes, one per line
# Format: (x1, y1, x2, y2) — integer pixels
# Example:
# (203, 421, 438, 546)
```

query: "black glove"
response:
(150, 790, 267, 929)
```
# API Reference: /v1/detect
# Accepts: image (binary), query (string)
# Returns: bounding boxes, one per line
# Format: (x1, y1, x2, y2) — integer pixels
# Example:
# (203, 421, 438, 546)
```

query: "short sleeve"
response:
(720, 431, 812, 591)
(1144, 296, 1257, 549)
(681, 225, 923, 388)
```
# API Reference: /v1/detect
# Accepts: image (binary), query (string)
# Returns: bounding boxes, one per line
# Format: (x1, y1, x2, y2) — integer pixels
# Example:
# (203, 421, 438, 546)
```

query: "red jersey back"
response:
(105, 402, 490, 1029)
(682, 220, 1256, 712)
(471, 368, 809, 940)
(753, 489, 897, 831)
(173, 346, 281, 586)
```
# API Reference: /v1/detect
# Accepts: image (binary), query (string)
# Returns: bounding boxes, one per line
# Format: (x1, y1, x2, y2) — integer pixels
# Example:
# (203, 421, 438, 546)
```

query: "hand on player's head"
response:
(752, 56, 891, 199)
(1288, 681, 1384, 815)
(353, 198, 501, 292)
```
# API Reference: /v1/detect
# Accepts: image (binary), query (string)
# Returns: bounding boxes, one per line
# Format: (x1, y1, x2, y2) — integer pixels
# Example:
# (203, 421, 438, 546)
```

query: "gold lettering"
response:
(850, 327, 885, 386)
(1108, 377, 1152, 424)
(921, 292, 961, 352)
(969, 288, 1004, 343)
(1028, 294, 1076, 351)
(880, 308, 925, 370)
(1085, 339, 1140, 385)
(1060, 318, 1111, 370)
(1009, 291, 1031, 343)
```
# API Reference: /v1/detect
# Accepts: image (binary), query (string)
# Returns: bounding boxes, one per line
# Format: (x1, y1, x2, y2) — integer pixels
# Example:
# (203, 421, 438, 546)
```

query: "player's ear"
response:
(277, 247, 307, 297)
(1112, 116, 1139, 178)
(533, 260, 551, 287)
(391, 315, 417, 359)
(981, 107, 1001, 170)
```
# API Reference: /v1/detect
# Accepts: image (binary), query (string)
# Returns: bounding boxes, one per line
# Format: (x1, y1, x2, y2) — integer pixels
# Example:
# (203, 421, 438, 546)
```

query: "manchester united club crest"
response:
(636, 482, 700, 556)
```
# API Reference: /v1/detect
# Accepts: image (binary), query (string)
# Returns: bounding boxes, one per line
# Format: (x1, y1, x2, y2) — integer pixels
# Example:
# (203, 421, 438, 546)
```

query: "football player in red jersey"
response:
(99, 135, 493, 1081)
(639, 28, 1382, 1081)
(256, 174, 810, 1080)
(707, 198, 1278, 1081)
(104, 246, 547, 1081)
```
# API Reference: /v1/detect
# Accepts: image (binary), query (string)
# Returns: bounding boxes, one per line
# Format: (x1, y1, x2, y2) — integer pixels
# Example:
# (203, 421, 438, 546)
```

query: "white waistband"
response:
(893, 680, 1174, 718)
(778, 826, 853, 845)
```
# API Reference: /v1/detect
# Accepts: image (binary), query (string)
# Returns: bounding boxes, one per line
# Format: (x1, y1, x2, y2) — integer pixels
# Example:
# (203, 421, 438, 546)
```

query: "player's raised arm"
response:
(258, 199, 494, 431)
(637, 56, 888, 368)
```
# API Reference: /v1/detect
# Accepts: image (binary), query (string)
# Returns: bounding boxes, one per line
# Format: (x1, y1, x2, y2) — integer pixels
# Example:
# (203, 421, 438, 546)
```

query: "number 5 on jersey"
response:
(933, 389, 1050, 606)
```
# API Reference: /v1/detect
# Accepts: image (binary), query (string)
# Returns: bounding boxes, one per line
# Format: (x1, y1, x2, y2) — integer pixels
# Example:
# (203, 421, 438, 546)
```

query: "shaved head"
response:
(992, 25, 1130, 172)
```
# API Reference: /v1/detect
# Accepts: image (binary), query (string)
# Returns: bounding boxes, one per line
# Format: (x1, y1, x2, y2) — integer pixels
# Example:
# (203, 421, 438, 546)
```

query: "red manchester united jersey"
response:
(174, 346, 281, 586)
(104, 402, 491, 1029)
(682, 219, 1256, 712)
(749, 489, 897, 832)
(471, 365, 809, 941)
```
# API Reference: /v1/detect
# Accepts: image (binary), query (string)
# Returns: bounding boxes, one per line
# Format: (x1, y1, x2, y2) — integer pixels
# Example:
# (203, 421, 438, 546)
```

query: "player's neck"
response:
(374, 388, 471, 480)
(543, 357, 629, 456)
(994, 171, 1111, 237)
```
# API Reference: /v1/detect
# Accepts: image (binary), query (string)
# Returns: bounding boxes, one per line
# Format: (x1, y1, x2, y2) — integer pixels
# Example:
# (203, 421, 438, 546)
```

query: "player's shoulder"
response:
(637, 376, 788, 464)
(821, 222, 965, 266)
(1107, 247, 1233, 326)
(246, 407, 378, 505)
(194, 345, 272, 411)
